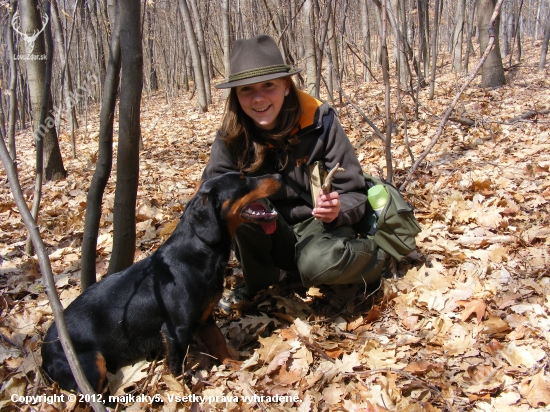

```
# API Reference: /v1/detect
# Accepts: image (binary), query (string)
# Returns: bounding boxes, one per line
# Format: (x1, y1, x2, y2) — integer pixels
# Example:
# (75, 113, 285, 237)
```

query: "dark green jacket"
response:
(202, 90, 366, 229)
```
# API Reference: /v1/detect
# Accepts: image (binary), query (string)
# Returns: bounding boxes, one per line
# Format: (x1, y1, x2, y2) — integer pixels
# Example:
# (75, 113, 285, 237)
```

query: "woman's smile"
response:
(236, 78, 289, 130)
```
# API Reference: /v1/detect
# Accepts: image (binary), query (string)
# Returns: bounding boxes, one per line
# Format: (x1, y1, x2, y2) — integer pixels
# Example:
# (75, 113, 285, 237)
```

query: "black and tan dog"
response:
(41, 172, 282, 392)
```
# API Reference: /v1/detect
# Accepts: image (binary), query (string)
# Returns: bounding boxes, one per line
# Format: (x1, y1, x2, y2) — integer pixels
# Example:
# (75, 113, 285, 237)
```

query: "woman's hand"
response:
(312, 191, 340, 223)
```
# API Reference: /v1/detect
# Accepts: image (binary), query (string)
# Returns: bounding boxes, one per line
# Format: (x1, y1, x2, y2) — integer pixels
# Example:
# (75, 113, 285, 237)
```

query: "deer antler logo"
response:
(11, 10, 49, 54)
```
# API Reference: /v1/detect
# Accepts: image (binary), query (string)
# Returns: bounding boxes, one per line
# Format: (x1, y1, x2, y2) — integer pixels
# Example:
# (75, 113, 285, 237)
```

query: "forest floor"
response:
(1, 44, 550, 411)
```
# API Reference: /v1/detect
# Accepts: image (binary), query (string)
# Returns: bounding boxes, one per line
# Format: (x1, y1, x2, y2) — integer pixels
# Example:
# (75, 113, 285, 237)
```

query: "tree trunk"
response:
(7, 0, 18, 161)
(86, 2, 107, 94)
(464, 0, 477, 73)
(539, 8, 550, 70)
(303, 0, 317, 96)
(188, 0, 212, 104)
(147, 4, 158, 91)
(106, 0, 143, 276)
(328, 9, 341, 103)
(178, 0, 208, 112)
(381, 0, 393, 182)
(315, 2, 331, 100)
(478, 0, 506, 87)
(389, 0, 409, 87)
(361, 0, 372, 82)
(452, 0, 467, 71)
(429, 0, 441, 99)
(222, 0, 231, 83)
(51, 0, 79, 158)
(81, 0, 121, 290)
(18, 0, 67, 181)
(417, 0, 428, 81)
(22, 0, 53, 255)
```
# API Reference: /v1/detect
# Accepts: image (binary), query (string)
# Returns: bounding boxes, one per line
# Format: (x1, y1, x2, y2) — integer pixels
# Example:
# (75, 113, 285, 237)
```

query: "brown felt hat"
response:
(215, 35, 302, 89)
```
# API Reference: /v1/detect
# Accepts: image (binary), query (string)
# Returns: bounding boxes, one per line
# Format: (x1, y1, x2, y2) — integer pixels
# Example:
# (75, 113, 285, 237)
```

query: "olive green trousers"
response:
(234, 214, 387, 295)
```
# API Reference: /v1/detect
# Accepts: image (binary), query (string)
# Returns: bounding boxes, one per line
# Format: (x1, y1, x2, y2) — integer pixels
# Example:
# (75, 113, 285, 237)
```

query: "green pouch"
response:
(358, 173, 422, 260)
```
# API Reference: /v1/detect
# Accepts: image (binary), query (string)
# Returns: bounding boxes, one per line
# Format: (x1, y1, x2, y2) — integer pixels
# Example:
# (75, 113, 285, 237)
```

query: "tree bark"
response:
(106, 0, 143, 276)
(81, 0, 121, 290)
(478, 0, 506, 87)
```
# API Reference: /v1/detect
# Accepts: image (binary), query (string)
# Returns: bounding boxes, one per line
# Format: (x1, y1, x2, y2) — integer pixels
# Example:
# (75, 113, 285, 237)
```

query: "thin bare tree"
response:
(80, 0, 121, 290)
(106, 0, 144, 276)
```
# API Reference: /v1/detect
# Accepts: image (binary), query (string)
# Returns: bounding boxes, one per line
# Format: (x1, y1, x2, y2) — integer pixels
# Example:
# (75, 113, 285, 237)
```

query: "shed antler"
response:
(321, 163, 345, 194)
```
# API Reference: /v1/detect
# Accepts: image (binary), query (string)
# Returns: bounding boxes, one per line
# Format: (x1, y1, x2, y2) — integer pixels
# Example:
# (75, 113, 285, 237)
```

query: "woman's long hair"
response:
(219, 78, 302, 173)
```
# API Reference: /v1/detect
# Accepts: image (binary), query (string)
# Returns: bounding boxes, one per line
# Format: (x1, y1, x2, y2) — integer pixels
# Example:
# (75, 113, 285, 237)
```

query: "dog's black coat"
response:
(41, 173, 281, 391)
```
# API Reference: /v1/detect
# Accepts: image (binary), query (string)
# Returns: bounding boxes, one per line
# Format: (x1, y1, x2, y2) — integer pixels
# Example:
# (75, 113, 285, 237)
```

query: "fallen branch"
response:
(505, 109, 550, 124)
(449, 108, 550, 128)
(449, 117, 476, 127)
(400, 0, 506, 191)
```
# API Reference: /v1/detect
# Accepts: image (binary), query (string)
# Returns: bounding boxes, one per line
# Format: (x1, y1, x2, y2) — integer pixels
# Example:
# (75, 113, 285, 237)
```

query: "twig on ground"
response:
(296, 333, 336, 364)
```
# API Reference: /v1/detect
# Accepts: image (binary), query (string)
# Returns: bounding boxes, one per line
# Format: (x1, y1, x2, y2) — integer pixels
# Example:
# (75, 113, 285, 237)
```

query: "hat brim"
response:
(215, 68, 302, 89)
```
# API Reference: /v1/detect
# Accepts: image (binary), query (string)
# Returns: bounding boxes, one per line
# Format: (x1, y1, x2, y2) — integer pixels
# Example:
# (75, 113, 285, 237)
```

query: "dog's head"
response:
(188, 173, 282, 245)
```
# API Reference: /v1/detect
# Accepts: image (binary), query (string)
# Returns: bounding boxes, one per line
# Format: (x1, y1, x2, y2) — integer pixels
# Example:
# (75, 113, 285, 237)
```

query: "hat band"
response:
(228, 64, 291, 83)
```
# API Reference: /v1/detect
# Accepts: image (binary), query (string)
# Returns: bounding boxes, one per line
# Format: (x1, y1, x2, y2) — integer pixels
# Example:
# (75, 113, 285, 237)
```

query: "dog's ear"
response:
(188, 192, 222, 245)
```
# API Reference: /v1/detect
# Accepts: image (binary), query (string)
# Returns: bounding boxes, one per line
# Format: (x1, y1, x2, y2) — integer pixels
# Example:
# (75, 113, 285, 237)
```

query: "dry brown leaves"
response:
(1, 46, 549, 411)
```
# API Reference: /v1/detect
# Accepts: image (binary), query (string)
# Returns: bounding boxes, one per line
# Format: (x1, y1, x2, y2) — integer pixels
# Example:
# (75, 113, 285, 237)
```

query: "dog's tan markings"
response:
(225, 178, 282, 237)
(95, 352, 107, 392)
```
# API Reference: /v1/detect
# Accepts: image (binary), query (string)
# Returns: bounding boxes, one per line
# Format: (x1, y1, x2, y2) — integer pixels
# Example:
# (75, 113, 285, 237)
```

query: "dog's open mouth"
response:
(242, 201, 278, 234)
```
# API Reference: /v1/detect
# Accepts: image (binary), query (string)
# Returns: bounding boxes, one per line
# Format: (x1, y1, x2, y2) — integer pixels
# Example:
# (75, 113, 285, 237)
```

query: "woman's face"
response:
(235, 78, 290, 130)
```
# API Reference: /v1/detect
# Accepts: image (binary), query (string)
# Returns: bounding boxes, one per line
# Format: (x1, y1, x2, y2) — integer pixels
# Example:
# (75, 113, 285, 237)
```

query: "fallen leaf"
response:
(457, 299, 486, 323)
(520, 370, 550, 407)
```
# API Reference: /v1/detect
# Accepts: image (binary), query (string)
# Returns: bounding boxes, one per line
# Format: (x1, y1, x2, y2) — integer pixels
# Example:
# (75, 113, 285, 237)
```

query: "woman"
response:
(202, 35, 389, 311)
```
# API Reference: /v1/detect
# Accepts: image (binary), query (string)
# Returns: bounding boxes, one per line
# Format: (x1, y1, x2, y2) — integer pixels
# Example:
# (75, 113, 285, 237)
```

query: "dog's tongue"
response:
(260, 220, 277, 235)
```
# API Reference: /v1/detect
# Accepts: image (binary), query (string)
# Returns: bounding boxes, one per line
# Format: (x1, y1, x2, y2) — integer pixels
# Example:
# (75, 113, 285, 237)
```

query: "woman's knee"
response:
(296, 233, 385, 286)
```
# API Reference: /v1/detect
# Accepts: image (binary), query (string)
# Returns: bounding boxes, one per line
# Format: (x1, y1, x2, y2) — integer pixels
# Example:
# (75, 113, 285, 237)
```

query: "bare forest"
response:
(1, 0, 550, 411)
